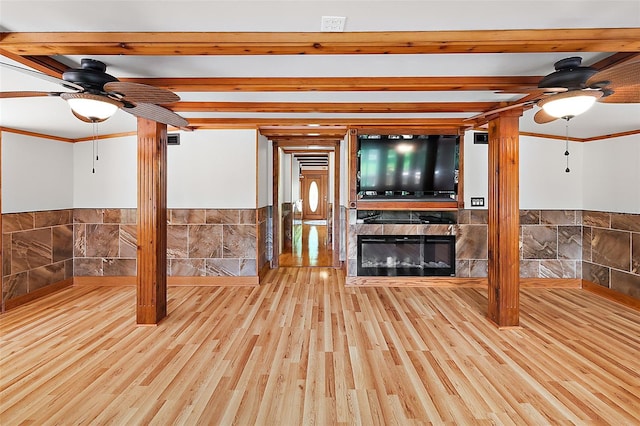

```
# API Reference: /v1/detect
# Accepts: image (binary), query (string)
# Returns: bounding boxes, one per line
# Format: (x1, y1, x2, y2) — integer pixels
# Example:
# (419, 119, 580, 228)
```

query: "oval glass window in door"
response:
(309, 181, 319, 213)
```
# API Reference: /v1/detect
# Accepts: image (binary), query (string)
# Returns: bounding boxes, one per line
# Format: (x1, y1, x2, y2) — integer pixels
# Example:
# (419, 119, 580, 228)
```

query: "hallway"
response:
(279, 221, 333, 267)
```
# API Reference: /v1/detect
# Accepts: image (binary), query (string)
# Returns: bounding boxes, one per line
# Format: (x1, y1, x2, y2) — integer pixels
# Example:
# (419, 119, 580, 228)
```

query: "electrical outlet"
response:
(321, 16, 346, 32)
(470, 197, 485, 207)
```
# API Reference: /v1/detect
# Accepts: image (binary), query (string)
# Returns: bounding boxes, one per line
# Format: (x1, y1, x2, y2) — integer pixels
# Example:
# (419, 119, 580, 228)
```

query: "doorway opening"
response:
(273, 143, 341, 268)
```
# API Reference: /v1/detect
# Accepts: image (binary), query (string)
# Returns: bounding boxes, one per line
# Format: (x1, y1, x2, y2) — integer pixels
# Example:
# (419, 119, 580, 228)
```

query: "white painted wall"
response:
(463, 130, 584, 210)
(257, 133, 269, 208)
(582, 133, 640, 214)
(73, 129, 258, 209)
(73, 135, 137, 208)
(292, 157, 301, 205)
(280, 151, 292, 203)
(167, 129, 257, 209)
(2, 132, 74, 213)
(519, 136, 583, 210)
(6, 127, 638, 215)
(462, 131, 489, 209)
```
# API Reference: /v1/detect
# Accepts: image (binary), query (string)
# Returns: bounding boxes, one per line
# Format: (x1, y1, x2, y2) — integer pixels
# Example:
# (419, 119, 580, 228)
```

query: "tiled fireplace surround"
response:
(3, 208, 640, 308)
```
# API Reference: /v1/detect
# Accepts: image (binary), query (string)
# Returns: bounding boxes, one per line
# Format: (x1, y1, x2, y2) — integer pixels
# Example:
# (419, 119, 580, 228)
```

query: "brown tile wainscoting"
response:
(582, 210, 640, 299)
(3, 208, 640, 310)
(2, 209, 74, 308)
(73, 208, 260, 279)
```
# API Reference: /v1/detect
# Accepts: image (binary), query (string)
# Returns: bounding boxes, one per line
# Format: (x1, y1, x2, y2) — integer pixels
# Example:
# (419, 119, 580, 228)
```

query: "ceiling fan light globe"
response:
(60, 93, 122, 121)
(541, 93, 599, 118)
(66, 97, 119, 121)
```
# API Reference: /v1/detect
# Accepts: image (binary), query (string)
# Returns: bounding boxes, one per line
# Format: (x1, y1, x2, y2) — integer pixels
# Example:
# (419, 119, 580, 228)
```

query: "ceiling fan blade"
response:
(533, 109, 557, 124)
(123, 103, 188, 127)
(104, 81, 180, 104)
(587, 58, 640, 89)
(0, 61, 84, 91)
(598, 85, 640, 103)
(1, 91, 54, 99)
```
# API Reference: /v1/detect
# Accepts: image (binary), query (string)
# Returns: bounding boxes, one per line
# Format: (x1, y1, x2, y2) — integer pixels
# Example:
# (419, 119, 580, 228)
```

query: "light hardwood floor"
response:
(1, 267, 639, 425)
(279, 223, 333, 267)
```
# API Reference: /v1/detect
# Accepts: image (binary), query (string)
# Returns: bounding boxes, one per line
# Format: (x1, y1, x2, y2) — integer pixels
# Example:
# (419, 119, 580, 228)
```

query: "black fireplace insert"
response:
(357, 235, 455, 276)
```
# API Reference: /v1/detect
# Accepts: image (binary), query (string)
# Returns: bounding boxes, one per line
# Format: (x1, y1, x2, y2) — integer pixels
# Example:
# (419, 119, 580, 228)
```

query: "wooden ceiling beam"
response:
(188, 117, 470, 129)
(273, 140, 339, 148)
(132, 76, 543, 93)
(172, 101, 498, 113)
(2, 29, 639, 55)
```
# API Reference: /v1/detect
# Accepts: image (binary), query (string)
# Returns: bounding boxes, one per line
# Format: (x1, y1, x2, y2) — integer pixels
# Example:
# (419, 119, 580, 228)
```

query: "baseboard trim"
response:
(582, 280, 640, 311)
(73, 275, 259, 287)
(4, 278, 74, 311)
(521, 278, 581, 288)
(345, 277, 581, 288)
(74, 276, 136, 286)
(169, 276, 258, 286)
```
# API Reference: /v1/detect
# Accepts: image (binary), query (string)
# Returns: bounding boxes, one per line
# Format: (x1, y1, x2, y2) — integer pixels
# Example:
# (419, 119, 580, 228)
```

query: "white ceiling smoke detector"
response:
(321, 16, 346, 32)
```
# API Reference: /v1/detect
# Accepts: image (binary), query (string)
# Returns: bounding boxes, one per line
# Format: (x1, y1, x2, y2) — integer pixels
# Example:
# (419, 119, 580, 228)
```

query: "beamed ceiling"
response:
(0, 1, 639, 142)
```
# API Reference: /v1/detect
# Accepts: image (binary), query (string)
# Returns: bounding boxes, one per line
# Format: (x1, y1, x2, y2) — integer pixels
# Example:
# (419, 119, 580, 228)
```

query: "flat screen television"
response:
(357, 134, 459, 200)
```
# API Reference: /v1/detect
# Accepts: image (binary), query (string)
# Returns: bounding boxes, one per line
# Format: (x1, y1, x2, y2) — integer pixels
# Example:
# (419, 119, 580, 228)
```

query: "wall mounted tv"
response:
(357, 134, 459, 201)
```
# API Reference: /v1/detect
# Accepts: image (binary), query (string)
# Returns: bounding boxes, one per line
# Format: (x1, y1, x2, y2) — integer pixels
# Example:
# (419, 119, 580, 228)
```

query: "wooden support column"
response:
(271, 141, 279, 269)
(487, 110, 522, 327)
(136, 118, 168, 325)
(332, 140, 341, 268)
(0, 131, 3, 313)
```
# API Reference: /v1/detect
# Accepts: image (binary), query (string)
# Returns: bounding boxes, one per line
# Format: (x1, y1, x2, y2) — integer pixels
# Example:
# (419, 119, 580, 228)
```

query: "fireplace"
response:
(357, 235, 455, 276)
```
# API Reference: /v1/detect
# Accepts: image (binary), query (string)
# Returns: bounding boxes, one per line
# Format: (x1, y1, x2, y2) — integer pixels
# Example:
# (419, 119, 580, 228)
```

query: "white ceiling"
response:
(1, 0, 639, 140)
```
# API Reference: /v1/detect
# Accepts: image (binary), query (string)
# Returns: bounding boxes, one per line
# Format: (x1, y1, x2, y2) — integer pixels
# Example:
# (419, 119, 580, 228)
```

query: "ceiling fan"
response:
(0, 58, 188, 128)
(470, 55, 640, 124)
(532, 55, 639, 124)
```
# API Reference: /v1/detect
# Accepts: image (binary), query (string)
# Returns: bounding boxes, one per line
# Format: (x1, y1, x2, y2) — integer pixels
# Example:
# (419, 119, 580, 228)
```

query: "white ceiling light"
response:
(539, 90, 603, 119)
(60, 93, 122, 122)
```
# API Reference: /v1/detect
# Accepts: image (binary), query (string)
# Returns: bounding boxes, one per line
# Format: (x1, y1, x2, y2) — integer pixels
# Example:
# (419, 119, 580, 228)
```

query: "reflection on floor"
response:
(280, 223, 333, 267)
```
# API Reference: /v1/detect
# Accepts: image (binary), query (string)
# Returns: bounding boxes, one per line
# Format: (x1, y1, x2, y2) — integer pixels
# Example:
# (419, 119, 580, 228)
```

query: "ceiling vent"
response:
(167, 133, 180, 145)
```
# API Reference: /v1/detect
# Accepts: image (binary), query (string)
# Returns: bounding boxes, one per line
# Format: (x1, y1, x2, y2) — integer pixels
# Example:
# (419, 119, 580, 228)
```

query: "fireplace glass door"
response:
(357, 235, 455, 276)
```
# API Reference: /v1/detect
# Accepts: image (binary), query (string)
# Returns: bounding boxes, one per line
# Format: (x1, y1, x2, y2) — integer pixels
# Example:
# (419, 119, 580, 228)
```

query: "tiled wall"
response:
(73, 208, 259, 278)
(519, 210, 582, 279)
(582, 210, 640, 299)
(3, 207, 639, 305)
(2, 209, 74, 303)
(257, 206, 270, 272)
(73, 208, 138, 277)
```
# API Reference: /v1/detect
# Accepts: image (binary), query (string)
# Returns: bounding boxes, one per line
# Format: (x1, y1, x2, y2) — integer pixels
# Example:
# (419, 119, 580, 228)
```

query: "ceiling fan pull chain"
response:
(92, 121, 97, 173)
(564, 118, 570, 173)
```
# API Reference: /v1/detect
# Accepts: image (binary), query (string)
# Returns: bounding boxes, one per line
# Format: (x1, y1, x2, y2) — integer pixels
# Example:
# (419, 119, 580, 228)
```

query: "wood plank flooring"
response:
(279, 223, 333, 267)
(1, 267, 639, 424)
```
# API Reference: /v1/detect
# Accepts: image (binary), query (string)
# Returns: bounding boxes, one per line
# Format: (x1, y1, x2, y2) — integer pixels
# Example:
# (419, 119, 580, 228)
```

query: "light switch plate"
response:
(470, 197, 485, 207)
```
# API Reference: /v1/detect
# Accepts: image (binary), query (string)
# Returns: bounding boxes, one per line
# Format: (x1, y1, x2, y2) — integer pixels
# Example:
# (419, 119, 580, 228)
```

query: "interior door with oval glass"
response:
(301, 171, 327, 221)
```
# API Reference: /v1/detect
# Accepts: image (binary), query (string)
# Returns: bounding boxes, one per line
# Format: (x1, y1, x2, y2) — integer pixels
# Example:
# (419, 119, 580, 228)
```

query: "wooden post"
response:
(0, 131, 3, 313)
(487, 110, 521, 327)
(333, 140, 341, 268)
(271, 141, 279, 269)
(136, 118, 168, 325)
